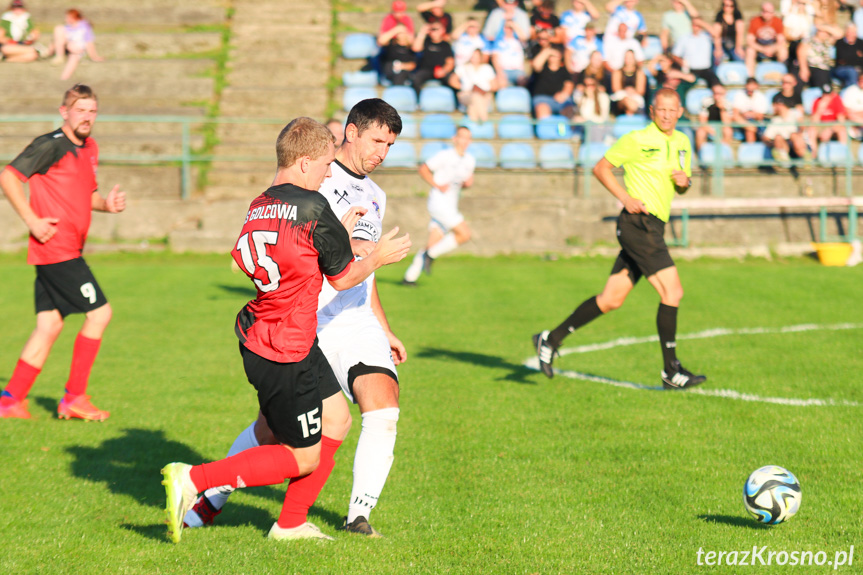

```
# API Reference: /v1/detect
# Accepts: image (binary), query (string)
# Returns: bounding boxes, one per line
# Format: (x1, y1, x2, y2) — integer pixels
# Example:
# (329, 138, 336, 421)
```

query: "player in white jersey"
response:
(403, 126, 475, 285)
(184, 99, 406, 538)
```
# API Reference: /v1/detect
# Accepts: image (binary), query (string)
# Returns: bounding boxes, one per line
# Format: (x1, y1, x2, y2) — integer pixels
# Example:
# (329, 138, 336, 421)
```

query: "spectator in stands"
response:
(604, 0, 647, 41)
(833, 22, 863, 87)
(1, 0, 42, 62)
(527, 25, 555, 60)
(672, 18, 721, 87)
(661, 0, 700, 52)
(411, 21, 455, 93)
(763, 98, 810, 161)
(772, 72, 804, 116)
(855, 0, 863, 38)
(418, 0, 453, 38)
(840, 73, 863, 126)
(575, 48, 610, 91)
(604, 22, 645, 72)
(483, 0, 531, 43)
(491, 19, 527, 86)
(452, 17, 489, 67)
(565, 22, 602, 77)
(51, 9, 103, 80)
(379, 0, 415, 41)
(712, 0, 745, 64)
(808, 83, 848, 153)
(781, 0, 817, 73)
(648, 52, 697, 101)
(560, 0, 601, 43)
(745, 3, 788, 77)
(732, 77, 769, 142)
(450, 48, 499, 122)
(695, 83, 733, 151)
(610, 49, 647, 114)
(532, 0, 565, 45)
(379, 25, 417, 86)
(798, 24, 842, 88)
(574, 76, 611, 141)
(530, 44, 575, 118)
(326, 118, 345, 147)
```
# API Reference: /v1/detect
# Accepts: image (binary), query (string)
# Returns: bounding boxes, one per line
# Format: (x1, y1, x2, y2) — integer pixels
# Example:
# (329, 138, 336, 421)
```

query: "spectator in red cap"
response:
(380, 0, 415, 39)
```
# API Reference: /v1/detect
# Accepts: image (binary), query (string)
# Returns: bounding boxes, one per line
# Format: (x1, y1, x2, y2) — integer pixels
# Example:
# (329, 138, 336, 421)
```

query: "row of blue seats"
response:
(389, 112, 648, 141)
(344, 85, 532, 114)
(383, 141, 608, 169)
(700, 141, 860, 168)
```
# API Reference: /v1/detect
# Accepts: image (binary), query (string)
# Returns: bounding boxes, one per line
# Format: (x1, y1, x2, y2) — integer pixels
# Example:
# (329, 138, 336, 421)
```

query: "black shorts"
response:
(611, 210, 675, 284)
(35, 258, 108, 317)
(240, 340, 342, 449)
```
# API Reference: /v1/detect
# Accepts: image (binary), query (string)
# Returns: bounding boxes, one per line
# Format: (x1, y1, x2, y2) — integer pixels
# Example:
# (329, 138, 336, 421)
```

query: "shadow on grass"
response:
(215, 283, 256, 299)
(65, 427, 288, 542)
(698, 514, 772, 530)
(416, 347, 536, 384)
(32, 395, 60, 415)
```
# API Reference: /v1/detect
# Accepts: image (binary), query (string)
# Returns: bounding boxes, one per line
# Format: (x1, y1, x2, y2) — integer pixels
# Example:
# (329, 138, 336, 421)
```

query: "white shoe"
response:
(268, 521, 334, 541)
(161, 462, 198, 544)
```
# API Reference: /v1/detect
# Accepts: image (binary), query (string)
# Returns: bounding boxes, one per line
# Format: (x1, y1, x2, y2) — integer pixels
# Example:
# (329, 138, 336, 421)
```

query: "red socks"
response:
(1, 360, 41, 406)
(189, 445, 300, 493)
(277, 435, 342, 528)
(64, 334, 102, 400)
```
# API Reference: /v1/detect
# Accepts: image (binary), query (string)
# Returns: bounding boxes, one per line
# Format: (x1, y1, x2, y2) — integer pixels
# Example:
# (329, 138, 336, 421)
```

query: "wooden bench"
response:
(669, 197, 863, 247)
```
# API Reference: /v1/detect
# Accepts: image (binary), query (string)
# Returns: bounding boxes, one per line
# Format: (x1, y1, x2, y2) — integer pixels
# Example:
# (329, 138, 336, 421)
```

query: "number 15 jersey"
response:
(231, 183, 354, 363)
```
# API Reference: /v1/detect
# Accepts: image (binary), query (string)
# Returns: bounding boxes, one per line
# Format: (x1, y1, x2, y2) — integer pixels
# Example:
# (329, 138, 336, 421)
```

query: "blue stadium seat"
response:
(342, 87, 377, 112)
(494, 87, 531, 113)
(737, 142, 769, 168)
(384, 142, 417, 168)
(342, 33, 379, 60)
(577, 142, 610, 165)
(801, 87, 822, 115)
(612, 114, 648, 139)
(535, 115, 572, 140)
(419, 86, 456, 112)
(499, 143, 536, 169)
(539, 143, 575, 169)
(420, 114, 457, 139)
(420, 142, 450, 163)
(497, 114, 534, 139)
(685, 88, 712, 116)
(399, 113, 418, 139)
(342, 70, 379, 88)
(858, 143, 863, 164)
(459, 118, 495, 139)
(716, 62, 749, 86)
(699, 142, 734, 166)
(755, 61, 787, 86)
(643, 35, 663, 61)
(467, 142, 496, 168)
(817, 142, 851, 167)
(763, 88, 779, 110)
(382, 86, 418, 113)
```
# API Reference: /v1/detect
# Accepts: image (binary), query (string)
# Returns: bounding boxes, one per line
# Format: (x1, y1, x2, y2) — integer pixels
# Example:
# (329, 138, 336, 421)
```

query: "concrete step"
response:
(97, 32, 222, 59)
(219, 87, 328, 118)
(27, 2, 225, 28)
(225, 60, 329, 85)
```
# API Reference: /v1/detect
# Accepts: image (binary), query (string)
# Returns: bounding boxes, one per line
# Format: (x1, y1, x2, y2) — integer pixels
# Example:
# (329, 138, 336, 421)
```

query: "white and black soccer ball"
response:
(743, 465, 802, 525)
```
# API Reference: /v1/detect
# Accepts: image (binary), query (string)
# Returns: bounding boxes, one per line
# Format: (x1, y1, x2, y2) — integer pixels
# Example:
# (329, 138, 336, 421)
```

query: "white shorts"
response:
(317, 311, 398, 404)
(427, 189, 464, 232)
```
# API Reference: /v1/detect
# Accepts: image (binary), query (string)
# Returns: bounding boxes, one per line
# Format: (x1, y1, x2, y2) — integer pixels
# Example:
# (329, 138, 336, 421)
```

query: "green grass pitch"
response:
(1, 251, 861, 574)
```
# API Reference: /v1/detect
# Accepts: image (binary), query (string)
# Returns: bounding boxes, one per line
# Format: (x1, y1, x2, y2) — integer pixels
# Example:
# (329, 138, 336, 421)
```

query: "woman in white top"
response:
(575, 76, 611, 142)
(449, 48, 499, 122)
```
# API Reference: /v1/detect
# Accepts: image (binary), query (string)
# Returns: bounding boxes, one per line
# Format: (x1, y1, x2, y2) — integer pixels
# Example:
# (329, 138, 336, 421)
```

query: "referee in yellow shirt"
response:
(533, 88, 706, 389)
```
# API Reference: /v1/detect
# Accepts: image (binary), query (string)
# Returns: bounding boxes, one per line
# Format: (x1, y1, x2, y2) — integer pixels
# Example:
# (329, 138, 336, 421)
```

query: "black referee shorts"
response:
(35, 257, 108, 317)
(240, 340, 342, 449)
(611, 210, 675, 284)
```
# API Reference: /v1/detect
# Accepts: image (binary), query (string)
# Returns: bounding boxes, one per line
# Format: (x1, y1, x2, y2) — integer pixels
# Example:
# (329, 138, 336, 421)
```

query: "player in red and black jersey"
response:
(0, 84, 126, 421)
(160, 117, 410, 544)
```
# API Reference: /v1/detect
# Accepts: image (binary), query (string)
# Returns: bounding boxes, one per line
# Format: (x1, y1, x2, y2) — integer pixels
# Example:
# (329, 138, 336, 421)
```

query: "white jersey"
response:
(317, 160, 387, 327)
(425, 147, 475, 209)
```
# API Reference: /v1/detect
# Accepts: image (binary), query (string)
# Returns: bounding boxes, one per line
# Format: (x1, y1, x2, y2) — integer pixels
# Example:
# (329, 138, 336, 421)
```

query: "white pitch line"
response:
(523, 323, 863, 407)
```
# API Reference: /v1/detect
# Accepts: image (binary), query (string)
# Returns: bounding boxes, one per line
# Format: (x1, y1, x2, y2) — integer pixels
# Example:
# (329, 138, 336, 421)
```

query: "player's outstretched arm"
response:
(329, 227, 411, 291)
(1, 167, 59, 243)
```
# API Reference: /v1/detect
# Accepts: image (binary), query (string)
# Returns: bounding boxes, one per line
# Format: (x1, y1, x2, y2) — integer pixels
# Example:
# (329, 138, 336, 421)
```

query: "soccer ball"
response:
(743, 465, 802, 525)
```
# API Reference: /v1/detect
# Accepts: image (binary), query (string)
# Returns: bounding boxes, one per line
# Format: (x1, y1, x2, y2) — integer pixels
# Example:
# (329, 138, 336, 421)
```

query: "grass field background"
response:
(1, 251, 861, 574)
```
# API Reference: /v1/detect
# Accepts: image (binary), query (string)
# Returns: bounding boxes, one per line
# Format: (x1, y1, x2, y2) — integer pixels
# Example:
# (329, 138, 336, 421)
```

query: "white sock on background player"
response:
(347, 407, 399, 523)
(403, 251, 425, 283)
(427, 233, 458, 259)
(203, 420, 259, 509)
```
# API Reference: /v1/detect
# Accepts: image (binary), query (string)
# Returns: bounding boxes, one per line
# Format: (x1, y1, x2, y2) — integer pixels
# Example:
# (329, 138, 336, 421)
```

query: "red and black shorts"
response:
(35, 257, 108, 317)
(240, 340, 341, 449)
(611, 210, 675, 284)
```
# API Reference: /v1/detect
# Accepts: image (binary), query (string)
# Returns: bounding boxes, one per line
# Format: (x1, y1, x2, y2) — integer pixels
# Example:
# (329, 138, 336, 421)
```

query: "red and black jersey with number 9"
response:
(231, 183, 354, 363)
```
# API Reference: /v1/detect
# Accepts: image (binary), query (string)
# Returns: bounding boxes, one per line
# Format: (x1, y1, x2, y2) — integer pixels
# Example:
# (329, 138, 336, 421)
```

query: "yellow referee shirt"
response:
(603, 121, 692, 223)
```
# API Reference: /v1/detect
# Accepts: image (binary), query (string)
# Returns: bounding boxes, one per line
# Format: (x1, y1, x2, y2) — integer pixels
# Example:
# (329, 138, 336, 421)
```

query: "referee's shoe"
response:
(661, 360, 707, 390)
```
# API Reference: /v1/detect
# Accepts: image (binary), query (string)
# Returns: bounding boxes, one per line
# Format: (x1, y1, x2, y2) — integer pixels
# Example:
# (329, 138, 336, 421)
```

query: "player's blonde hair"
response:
(276, 117, 335, 169)
(62, 84, 98, 108)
